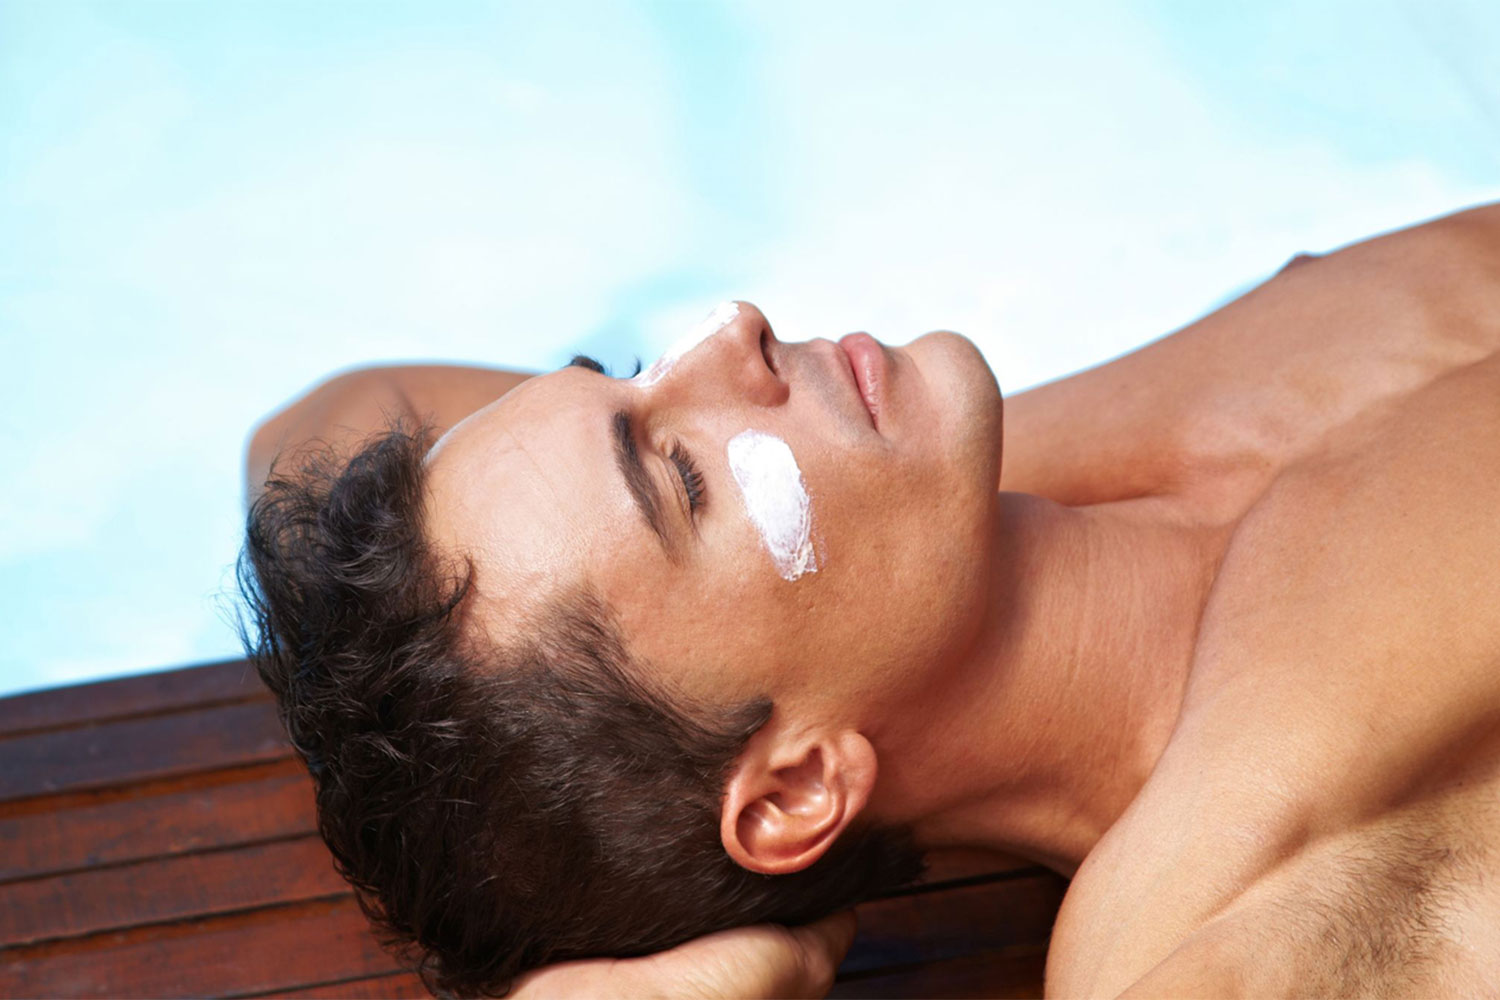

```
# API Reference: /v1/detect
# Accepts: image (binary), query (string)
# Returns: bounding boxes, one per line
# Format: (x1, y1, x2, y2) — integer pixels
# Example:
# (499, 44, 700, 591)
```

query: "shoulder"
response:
(1109, 921, 1285, 999)
(1043, 722, 1305, 997)
(1192, 350, 1500, 728)
(1178, 351, 1500, 841)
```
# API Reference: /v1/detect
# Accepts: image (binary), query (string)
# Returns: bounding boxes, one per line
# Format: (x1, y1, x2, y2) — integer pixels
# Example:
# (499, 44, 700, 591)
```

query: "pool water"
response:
(1, 0, 1495, 696)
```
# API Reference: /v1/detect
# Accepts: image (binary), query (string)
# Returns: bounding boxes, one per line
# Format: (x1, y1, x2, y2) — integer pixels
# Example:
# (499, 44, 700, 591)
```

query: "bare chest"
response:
(1048, 357, 1500, 996)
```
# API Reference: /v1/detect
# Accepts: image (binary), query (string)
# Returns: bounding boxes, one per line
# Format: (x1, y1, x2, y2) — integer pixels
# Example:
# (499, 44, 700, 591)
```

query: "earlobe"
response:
(720, 730, 877, 875)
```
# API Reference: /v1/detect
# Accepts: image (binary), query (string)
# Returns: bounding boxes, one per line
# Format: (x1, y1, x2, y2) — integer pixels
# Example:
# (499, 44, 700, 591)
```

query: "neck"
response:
(882, 491, 1222, 875)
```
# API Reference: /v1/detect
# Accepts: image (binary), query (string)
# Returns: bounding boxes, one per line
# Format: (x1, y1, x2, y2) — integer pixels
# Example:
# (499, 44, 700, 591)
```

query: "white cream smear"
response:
(726, 430, 818, 582)
(633, 300, 740, 386)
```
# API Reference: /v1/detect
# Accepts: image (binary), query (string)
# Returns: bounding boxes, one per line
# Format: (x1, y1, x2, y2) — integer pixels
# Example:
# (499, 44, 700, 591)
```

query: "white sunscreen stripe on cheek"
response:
(726, 430, 818, 582)
(633, 300, 740, 386)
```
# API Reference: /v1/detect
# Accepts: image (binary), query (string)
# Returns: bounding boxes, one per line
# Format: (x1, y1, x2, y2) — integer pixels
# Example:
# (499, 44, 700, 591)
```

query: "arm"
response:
(1110, 925, 1256, 998)
(999, 203, 1500, 507)
(244, 363, 534, 501)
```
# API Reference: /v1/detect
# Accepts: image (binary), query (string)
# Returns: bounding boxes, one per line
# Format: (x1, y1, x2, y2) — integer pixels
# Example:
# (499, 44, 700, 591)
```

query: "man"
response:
(243, 203, 1500, 997)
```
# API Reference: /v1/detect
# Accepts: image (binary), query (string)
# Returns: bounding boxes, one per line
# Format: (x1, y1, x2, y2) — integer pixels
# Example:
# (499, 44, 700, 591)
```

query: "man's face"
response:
(424, 303, 1003, 725)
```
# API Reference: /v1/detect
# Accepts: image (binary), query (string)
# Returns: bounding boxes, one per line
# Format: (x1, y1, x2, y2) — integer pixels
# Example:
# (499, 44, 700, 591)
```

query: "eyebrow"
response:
(611, 409, 680, 561)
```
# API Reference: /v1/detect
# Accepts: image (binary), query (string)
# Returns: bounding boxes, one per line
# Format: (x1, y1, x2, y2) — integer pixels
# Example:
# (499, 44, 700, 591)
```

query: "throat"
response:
(892, 491, 1221, 873)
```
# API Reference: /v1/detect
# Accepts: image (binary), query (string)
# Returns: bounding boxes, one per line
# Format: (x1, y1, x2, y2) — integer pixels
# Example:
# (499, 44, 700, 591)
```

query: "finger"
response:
(786, 910, 859, 997)
(802, 909, 858, 962)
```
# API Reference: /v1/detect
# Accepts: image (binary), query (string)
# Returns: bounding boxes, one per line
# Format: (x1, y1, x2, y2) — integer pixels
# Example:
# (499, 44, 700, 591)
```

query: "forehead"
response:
(421, 370, 642, 619)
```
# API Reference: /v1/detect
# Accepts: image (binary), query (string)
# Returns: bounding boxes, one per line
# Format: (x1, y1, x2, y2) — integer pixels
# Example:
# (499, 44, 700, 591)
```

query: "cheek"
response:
(807, 446, 995, 673)
(608, 559, 805, 704)
(701, 567, 822, 686)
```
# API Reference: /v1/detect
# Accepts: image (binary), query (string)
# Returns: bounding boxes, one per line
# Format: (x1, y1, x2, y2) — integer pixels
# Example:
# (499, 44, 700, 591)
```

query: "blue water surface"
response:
(1, 0, 1496, 696)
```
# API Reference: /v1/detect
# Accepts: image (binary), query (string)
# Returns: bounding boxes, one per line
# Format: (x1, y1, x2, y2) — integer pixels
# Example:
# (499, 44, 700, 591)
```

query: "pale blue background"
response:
(2, 0, 1497, 697)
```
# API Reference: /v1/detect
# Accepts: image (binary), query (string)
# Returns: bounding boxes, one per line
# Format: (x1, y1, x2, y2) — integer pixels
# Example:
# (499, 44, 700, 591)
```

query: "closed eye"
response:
(568, 354, 644, 377)
(670, 441, 705, 515)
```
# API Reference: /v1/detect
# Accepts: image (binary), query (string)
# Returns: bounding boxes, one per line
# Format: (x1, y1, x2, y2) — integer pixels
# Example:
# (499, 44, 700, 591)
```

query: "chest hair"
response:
(1260, 796, 1499, 998)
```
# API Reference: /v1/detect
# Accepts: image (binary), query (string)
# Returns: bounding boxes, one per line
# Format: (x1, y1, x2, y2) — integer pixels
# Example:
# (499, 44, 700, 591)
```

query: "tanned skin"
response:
(1021, 203, 1500, 996)
(247, 203, 1500, 996)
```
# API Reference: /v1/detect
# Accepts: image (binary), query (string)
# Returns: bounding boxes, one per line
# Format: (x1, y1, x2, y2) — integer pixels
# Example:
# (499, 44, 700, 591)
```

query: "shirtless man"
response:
(245, 203, 1500, 997)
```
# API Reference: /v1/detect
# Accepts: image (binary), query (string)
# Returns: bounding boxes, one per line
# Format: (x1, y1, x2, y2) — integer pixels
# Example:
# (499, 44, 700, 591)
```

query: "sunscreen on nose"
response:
(726, 429, 817, 582)
(633, 301, 740, 386)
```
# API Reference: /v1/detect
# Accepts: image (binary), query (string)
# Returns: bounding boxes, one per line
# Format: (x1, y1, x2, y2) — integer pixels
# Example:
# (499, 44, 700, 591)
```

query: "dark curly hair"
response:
(238, 423, 923, 997)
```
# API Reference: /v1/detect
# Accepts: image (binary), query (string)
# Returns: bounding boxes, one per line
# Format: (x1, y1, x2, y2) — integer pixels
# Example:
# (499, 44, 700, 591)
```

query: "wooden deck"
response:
(0, 660, 1063, 998)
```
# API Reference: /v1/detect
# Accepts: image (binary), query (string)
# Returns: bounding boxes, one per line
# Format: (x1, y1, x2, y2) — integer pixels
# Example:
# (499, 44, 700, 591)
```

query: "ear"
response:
(720, 729, 878, 875)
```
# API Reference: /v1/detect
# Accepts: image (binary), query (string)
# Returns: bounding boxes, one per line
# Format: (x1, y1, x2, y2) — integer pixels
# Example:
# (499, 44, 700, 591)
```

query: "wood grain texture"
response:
(0, 836, 349, 947)
(0, 700, 291, 803)
(0, 768, 314, 881)
(0, 660, 266, 739)
(0, 663, 1067, 1000)
(249, 970, 431, 999)
(831, 945, 1048, 999)
(843, 871, 1066, 975)
(0, 897, 402, 999)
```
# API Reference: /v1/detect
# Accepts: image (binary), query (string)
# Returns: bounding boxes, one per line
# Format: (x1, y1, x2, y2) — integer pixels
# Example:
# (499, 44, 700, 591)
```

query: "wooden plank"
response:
(251, 875, 1061, 998)
(261, 949, 1042, 1000)
(831, 945, 1048, 999)
(249, 970, 431, 999)
(0, 897, 402, 999)
(240, 877, 1058, 1000)
(842, 870, 1066, 975)
(238, 883, 1055, 1000)
(0, 766, 314, 882)
(0, 661, 266, 739)
(0, 871, 1062, 999)
(0, 836, 348, 947)
(0, 701, 291, 804)
(264, 947, 1045, 1000)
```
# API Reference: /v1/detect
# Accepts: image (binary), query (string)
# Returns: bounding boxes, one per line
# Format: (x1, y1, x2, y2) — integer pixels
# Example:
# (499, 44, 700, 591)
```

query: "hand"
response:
(508, 910, 858, 999)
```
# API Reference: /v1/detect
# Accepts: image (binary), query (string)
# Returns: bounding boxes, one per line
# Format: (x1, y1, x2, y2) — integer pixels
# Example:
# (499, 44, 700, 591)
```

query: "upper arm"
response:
(1112, 927, 1257, 999)
(1044, 768, 1290, 999)
(244, 363, 534, 501)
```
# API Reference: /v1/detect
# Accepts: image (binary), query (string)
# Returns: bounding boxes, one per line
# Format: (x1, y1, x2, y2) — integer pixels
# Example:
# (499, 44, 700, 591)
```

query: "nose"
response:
(658, 301, 788, 408)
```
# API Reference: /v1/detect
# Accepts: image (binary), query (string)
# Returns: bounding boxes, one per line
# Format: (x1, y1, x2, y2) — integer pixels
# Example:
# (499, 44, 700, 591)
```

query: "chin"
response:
(905, 330, 1004, 485)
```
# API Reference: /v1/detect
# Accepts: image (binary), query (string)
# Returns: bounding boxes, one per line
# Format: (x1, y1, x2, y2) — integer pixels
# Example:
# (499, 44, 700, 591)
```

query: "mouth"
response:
(838, 332, 886, 432)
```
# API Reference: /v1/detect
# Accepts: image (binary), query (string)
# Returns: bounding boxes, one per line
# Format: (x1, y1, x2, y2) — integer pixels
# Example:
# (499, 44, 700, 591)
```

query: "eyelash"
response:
(571, 355, 701, 516)
(568, 354, 643, 377)
(670, 441, 705, 514)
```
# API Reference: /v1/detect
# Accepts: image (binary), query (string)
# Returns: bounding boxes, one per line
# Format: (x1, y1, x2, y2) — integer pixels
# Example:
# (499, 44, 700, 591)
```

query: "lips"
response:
(838, 332, 885, 431)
